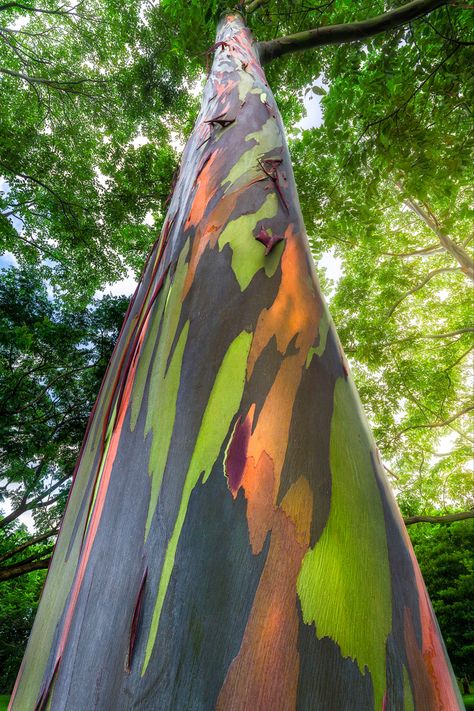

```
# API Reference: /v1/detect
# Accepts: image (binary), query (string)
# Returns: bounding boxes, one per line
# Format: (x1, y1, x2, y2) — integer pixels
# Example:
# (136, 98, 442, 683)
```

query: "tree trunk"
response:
(10, 14, 462, 711)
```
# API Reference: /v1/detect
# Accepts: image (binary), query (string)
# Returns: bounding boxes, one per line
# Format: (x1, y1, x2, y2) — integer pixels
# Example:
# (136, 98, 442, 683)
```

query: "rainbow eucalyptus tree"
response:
(10, 4, 463, 710)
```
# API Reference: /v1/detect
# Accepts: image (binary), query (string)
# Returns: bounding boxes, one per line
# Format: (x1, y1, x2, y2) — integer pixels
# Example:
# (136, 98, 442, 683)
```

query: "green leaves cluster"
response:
(0, 266, 127, 542)
(0, 525, 45, 693)
(289, 1, 473, 513)
(408, 519, 474, 681)
(0, 0, 188, 299)
(0, 0, 471, 561)
(0, 0, 472, 687)
(0, 0, 470, 536)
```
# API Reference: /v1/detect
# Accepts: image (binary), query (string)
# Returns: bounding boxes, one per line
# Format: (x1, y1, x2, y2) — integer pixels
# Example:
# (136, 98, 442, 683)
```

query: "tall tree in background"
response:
(409, 519, 474, 691)
(0, 268, 128, 695)
(0, 267, 128, 581)
(10, 4, 466, 710)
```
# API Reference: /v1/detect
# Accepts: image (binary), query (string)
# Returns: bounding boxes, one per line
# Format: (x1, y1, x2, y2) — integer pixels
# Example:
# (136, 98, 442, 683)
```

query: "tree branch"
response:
(400, 403, 474, 434)
(0, 160, 87, 229)
(3, 360, 99, 417)
(0, 475, 69, 528)
(13, 233, 68, 266)
(0, 1, 80, 16)
(0, 66, 106, 94)
(0, 544, 55, 569)
(381, 242, 442, 258)
(404, 510, 474, 525)
(443, 345, 473, 372)
(0, 528, 58, 564)
(387, 266, 459, 317)
(0, 554, 51, 582)
(418, 327, 474, 339)
(344, 327, 474, 353)
(383, 463, 399, 480)
(258, 0, 448, 63)
(245, 0, 268, 12)
(401, 191, 474, 278)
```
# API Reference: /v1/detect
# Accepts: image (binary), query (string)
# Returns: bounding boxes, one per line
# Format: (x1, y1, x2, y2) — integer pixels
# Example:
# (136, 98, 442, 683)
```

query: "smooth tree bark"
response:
(10, 12, 463, 711)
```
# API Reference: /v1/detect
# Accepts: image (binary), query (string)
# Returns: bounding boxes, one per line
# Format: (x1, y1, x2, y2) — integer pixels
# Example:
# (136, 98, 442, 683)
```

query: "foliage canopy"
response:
(0, 266, 127, 571)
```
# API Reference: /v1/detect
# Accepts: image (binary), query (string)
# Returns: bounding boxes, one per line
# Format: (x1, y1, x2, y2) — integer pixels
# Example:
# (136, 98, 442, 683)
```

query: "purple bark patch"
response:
(225, 413, 253, 495)
(255, 226, 285, 256)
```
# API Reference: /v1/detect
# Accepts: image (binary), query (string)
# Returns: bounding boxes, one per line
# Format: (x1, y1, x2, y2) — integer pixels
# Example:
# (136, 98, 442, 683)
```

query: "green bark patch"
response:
(297, 376, 392, 710)
(130, 276, 169, 432)
(403, 665, 415, 711)
(145, 321, 189, 539)
(218, 193, 282, 290)
(305, 307, 331, 367)
(142, 329, 253, 675)
(222, 118, 283, 191)
(130, 242, 190, 538)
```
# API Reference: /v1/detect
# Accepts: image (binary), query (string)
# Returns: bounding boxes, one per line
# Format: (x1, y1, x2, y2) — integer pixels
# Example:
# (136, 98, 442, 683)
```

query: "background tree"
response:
(1, 0, 471, 508)
(0, 266, 128, 580)
(0, 0, 183, 298)
(0, 528, 45, 694)
(406, 516, 474, 686)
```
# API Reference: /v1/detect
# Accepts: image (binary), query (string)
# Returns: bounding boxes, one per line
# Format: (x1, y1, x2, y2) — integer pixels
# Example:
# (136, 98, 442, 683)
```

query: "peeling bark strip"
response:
(255, 225, 285, 255)
(126, 567, 148, 673)
(10, 12, 462, 711)
(33, 657, 60, 711)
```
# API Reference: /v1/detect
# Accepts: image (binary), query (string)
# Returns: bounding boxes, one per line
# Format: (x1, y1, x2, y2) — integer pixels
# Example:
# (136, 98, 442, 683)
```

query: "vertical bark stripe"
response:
(142, 330, 253, 674)
(298, 377, 392, 710)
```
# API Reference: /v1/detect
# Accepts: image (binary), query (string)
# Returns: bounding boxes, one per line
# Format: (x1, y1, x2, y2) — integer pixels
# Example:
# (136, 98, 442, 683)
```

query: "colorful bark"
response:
(10, 13, 462, 711)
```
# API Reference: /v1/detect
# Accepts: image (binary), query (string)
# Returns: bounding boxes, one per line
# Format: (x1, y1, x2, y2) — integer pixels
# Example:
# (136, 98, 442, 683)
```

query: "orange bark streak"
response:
(246, 355, 302, 508)
(237, 228, 320, 550)
(280, 476, 312, 547)
(182, 180, 248, 300)
(241, 450, 276, 554)
(219, 230, 320, 708)
(217, 478, 312, 711)
(185, 150, 220, 231)
(248, 227, 319, 377)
